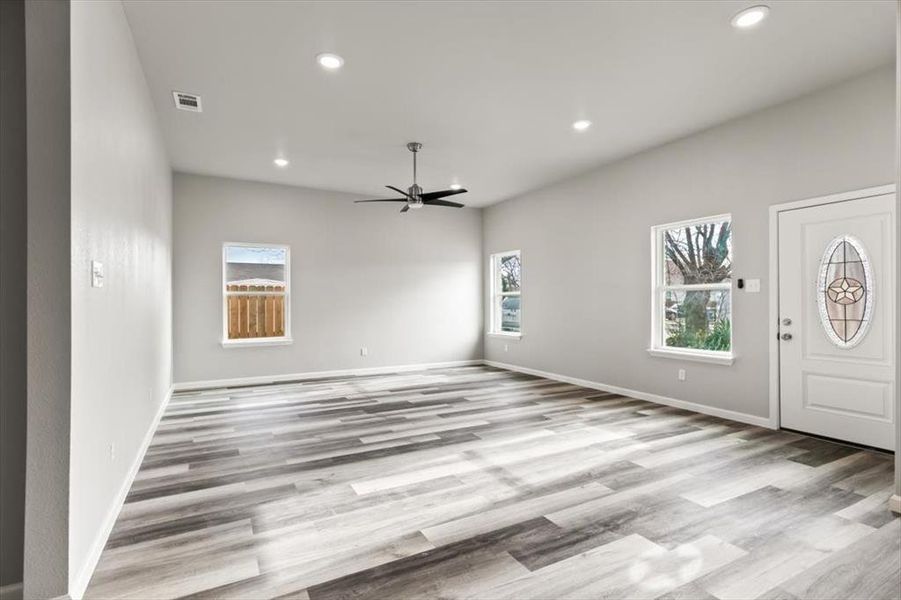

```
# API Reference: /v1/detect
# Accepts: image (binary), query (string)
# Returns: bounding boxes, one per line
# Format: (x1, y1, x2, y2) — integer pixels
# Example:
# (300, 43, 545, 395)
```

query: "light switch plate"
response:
(745, 278, 761, 293)
(91, 260, 104, 288)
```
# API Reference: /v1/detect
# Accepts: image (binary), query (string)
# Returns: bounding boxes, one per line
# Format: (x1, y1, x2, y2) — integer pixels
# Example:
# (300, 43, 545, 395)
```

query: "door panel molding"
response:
(768, 184, 895, 430)
(803, 373, 892, 422)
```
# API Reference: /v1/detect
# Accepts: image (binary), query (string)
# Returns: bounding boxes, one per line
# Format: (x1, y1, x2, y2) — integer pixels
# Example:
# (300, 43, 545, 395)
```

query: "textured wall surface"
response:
(69, 0, 172, 593)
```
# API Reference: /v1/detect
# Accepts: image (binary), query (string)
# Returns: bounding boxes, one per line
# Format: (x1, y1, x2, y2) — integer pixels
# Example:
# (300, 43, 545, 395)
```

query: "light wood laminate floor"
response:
(86, 365, 900, 599)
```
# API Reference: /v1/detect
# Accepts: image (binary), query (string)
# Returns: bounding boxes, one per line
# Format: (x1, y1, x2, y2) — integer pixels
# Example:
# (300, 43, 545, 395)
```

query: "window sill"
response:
(487, 332, 522, 339)
(647, 347, 734, 366)
(222, 337, 293, 348)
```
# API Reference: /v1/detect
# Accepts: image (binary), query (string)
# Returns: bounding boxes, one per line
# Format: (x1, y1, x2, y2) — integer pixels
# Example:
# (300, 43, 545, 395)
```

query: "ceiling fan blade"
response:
(386, 185, 414, 200)
(423, 199, 464, 208)
(354, 198, 407, 203)
(420, 188, 468, 201)
(400, 204, 410, 213)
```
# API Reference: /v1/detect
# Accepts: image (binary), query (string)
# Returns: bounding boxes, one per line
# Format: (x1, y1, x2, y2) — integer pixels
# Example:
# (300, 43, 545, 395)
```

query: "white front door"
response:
(778, 191, 895, 450)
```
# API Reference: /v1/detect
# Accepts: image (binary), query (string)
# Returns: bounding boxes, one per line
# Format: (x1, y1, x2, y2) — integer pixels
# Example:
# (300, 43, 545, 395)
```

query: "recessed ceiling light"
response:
(316, 53, 344, 70)
(731, 5, 769, 29)
(273, 158, 289, 167)
(449, 183, 463, 190)
(572, 120, 592, 132)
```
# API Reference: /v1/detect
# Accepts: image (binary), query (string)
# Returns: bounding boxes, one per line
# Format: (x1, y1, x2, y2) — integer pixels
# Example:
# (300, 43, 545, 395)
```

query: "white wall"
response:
(173, 173, 482, 384)
(483, 66, 895, 421)
(69, 0, 172, 595)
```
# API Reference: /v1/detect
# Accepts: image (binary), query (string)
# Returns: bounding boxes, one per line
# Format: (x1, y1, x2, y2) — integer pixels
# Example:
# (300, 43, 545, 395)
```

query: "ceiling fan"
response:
(355, 142, 467, 213)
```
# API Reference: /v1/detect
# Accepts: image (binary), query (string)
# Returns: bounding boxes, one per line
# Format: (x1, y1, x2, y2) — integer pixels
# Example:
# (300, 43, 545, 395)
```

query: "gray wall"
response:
(0, 0, 27, 588)
(23, 0, 71, 597)
(173, 173, 482, 384)
(69, 0, 172, 593)
(483, 66, 895, 420)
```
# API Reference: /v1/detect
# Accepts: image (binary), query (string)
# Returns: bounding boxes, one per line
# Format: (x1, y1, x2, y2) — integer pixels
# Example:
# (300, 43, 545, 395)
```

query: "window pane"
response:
(664, 289, 731, 352)
(225, 245, 286, 289)
(501, 295, 521, 333)
(224, 245, 288, 340)
(499, 254, 521, 292)
(817, 235, 872, 348)
(663, 220, 732, 285)
(226, 293, 286, 340)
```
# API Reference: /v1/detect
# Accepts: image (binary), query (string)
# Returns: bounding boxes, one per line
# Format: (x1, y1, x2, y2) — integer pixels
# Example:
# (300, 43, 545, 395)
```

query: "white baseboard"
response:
(172, 360, 484, 392)
(890, 494, 901, 514)
(67, 386, 173, 600)
(0, 582, 22, 600)
(483, 360, 773, 429)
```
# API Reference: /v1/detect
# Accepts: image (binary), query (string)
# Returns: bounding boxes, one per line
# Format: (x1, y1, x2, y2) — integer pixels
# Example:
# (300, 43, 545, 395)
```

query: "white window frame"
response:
(649, 215, 734, 365)
(488, 250, 522, 338)
(222, 242, 292, 347)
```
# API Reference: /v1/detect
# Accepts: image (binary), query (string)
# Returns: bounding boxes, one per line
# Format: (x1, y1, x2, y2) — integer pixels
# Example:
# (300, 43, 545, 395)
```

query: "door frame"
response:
(767, 183, 896, 430)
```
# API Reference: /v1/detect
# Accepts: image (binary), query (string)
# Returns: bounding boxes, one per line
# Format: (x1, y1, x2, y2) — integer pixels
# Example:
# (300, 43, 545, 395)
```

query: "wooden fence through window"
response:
(226, 284, 286, 339)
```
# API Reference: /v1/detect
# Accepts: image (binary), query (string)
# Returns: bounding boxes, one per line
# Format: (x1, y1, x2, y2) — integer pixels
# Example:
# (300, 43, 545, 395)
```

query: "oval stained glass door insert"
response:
(816, 235, 874, 349)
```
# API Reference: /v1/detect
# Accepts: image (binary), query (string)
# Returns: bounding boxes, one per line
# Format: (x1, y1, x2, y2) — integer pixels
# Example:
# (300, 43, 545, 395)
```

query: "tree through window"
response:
(653, 216, 732, 355)
(490, 250, 521, 335)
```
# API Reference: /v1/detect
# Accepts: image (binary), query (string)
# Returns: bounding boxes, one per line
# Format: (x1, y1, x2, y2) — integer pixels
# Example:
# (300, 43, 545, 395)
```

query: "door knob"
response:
(781, 333, 793, 341)
(782, 318, 792, 326)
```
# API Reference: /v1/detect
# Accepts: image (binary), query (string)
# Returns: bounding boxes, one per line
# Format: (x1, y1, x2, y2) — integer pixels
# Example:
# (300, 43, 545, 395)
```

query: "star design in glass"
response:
(826, 277, 864, 305)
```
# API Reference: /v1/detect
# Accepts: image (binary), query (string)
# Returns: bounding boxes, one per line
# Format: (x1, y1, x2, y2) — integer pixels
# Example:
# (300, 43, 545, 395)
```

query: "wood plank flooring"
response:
(85, 365, 900, 599)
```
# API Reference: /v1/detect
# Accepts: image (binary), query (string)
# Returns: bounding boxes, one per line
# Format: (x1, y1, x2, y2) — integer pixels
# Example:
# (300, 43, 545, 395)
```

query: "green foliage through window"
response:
(666, 318, 731, 352)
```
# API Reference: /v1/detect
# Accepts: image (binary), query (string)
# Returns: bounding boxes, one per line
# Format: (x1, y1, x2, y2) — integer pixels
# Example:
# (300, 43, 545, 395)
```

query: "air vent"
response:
(172, 91, 202, 112)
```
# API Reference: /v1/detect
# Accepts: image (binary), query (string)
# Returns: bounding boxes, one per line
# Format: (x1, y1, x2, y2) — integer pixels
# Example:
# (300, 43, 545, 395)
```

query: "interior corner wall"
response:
(894, 0, 900, 500)
(69, 0, 172, 595)
(1, 0, 28, 589)
(23, 0, 71, 597)
(172, 173, 483, 385)
(483, 66, 896, 421)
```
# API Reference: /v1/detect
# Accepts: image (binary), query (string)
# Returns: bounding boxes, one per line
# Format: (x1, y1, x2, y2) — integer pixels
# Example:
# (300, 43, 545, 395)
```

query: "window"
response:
(222, 243, 290, 346)
(817, 235, 873, 349)
(489, 250, 521, 336)
(650, 215, 733, 364)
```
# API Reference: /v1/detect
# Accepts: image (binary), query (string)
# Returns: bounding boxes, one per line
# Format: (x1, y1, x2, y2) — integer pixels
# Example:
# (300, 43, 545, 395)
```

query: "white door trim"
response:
(768, 184, 896, 430)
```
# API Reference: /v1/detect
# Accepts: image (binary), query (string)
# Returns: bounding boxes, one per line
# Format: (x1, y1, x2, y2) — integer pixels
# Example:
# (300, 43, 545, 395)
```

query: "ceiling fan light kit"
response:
(355, 142, 468, 213)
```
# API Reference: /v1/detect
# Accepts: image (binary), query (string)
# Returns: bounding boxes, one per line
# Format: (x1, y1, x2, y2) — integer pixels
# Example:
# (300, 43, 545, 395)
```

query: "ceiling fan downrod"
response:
(407, 142, 423, 200)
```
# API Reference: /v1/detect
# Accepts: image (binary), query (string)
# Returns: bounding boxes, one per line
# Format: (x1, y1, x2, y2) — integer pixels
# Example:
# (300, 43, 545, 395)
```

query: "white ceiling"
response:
(122, 1, 895, 207)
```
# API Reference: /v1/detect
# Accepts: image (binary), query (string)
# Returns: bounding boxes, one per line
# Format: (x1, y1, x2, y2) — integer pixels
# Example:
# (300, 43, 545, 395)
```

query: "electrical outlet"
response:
(678, 369, 686, 382)
(745, 278, 761, 293)
(504, 344, 509, 352)
(360, 347, 368, 357)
